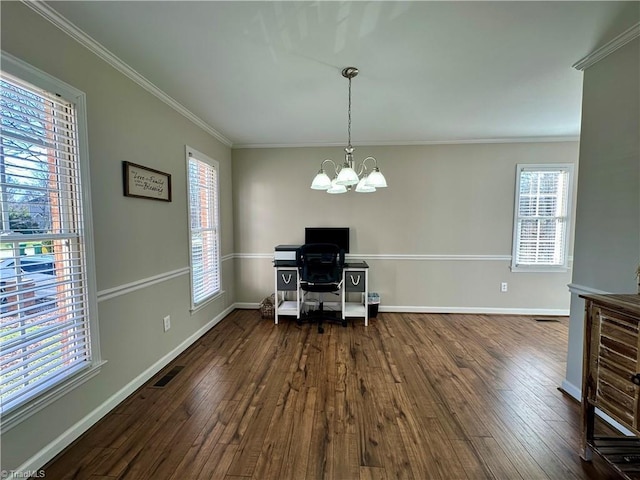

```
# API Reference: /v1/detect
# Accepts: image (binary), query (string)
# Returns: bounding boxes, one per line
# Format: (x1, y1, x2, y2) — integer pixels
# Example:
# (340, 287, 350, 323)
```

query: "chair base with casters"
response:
(296, 243, 346, 334)
(298, 291, 347, 334)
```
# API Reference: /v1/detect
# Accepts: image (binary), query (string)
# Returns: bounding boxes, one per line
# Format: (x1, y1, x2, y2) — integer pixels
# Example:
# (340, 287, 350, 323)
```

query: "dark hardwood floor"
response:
(39, 310, 622, 479)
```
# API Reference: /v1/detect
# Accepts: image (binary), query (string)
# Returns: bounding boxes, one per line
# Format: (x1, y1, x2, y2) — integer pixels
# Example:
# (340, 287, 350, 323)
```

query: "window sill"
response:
(190, 290, 226, 314)
(510, 265, 570, 273)
(1, 360, 106, 433)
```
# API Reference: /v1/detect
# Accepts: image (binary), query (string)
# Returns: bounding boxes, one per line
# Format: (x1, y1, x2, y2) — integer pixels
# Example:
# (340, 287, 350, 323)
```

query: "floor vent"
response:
(152, 366, 184, 387)
(534, 317, 559, 322)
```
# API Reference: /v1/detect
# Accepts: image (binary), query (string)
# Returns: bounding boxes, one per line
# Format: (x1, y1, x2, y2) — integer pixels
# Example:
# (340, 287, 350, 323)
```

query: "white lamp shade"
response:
(336, 166, 359, 186)
(311, 172, 332, 190)
(327, 179, 347, 194)
(355, 176, 376, 193)
(366, 169, 387, 188)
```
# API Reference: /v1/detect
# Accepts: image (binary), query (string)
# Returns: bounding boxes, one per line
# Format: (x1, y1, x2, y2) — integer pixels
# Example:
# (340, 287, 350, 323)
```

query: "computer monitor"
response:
(305, 227, 350, 253)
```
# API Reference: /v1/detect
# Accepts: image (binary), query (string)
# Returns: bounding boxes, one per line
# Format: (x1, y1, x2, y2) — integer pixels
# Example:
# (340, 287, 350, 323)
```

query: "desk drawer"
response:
(345, 270, 366, 292)
(276, 269, 298, 291)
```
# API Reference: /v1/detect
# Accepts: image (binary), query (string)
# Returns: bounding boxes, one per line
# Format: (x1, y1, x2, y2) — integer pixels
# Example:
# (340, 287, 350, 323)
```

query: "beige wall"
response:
(233, 142, 578, 312)
(1, 2, 234, 471)
(564, 35, 640, 395)
(1, 1, 606, 472)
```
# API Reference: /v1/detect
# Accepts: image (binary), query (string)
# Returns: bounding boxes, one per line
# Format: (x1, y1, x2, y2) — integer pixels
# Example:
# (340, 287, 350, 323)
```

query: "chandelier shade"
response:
(355, 175, 376, 193)
(327, 179, 348, 194)
(366, 167, 388, 188)
(336, 166, 359, 186)
(310, 67, 388, 194)
(310, 169, 332, 190)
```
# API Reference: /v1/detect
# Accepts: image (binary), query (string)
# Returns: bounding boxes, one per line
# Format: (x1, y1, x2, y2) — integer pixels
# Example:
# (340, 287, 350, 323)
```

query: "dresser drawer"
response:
(594, 306, 640, 427)
(345, 270, 366, 292)
(581, 294, 640, 472)
(596, 377, 636, 425)
(276, 269, 298, 291)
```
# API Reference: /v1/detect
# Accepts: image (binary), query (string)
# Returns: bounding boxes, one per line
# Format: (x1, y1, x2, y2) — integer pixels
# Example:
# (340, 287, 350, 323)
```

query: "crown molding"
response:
(573, 22, 640, 71)
(22, 0, 232, 147)
(233, 136, 580, 149)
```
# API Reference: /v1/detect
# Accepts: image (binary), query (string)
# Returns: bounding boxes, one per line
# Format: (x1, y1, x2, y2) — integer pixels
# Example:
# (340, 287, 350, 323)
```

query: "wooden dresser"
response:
(581, 294, 640, 479)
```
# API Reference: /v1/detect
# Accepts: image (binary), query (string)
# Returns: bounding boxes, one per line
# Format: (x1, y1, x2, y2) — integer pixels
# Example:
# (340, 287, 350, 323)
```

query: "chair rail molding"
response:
(97, 256, 233, 302)
(97, 268, 190, 302)
(236, 252, 513, 262)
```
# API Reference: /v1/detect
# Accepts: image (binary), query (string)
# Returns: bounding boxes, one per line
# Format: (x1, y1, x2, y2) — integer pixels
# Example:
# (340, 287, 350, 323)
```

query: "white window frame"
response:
(511, 163, 574, 272)
(186, 146, 221, 311)
(0, 52, 102, 432)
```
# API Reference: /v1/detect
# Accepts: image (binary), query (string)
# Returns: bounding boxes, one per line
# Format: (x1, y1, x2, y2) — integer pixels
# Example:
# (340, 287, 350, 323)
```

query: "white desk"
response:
(273, 260, 369, 326)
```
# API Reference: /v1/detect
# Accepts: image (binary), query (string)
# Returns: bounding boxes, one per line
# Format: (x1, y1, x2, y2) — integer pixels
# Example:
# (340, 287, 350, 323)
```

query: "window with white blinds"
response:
(511, 164, 573, 271)
(187, 148, 220, 307)
(1, 57, 100, 426)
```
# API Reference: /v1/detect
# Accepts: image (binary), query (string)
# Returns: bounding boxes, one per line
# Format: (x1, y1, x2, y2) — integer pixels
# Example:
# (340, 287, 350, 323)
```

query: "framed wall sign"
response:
(123, 161, 172, 202)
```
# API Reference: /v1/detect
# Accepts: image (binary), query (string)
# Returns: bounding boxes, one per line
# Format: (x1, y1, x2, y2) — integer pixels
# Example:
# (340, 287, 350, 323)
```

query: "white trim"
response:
(22, 0, 232, 147)
(12, 303, 236, 478)
(239, 253, 513, 262)
(186, 146, 222, 310)
(12, 301, 570, 474)
(0, 361, 106, 434)
(511, 163, 574, 272)
(561, 380, 634, 436)
(573, 22, 640, 71)
(236, 253, 274, 259)
(1, 51, 103, 428)
(97, 267, 190, 302)
(349, 253, 512, 262)
(236, 303, 568, 316)
(20, 1, 584, 151)
(239, 253, 577, 263)
(510, 266, 570, 273)
(96, 260, 232, 303)
(189, 290, 226, 314)
(235, 302, 261, 309)
(233, 136, 580, 149)
(561, 379, 582, 401)
(567, 283, 609, 296)
(379, 306, 569, 316)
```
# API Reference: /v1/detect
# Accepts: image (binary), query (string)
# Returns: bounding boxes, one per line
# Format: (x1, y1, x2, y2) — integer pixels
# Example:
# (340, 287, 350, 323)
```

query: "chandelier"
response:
(310, 67, 388, 194)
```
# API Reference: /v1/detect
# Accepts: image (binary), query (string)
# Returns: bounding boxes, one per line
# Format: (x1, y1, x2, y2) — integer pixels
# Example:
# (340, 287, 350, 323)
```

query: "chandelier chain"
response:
(347, 76, 352, 148)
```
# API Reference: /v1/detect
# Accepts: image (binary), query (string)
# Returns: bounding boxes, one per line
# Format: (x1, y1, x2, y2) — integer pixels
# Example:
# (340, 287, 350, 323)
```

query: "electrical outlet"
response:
(501, 282, 508, 293)
(163, 315, 171, 332)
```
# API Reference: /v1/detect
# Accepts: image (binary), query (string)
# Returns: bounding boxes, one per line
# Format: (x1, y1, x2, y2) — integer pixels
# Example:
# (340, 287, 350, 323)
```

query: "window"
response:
(186, 147, 220, 308)
(511, 164, 573, 271)
(1, 55, 100, 428)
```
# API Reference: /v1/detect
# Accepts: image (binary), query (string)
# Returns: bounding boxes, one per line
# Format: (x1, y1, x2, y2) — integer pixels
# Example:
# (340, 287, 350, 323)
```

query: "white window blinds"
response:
(187, 149, 220, 306)
(512, 164, 573, 270)
(0, 69, 96, 417)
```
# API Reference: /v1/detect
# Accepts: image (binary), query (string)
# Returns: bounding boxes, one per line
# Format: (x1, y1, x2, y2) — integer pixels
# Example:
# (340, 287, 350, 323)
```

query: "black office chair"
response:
(296, 243, 345, 333)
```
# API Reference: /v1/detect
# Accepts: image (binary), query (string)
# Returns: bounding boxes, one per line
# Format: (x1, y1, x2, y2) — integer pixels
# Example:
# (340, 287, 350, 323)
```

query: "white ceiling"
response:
(41, 1, 638, 148)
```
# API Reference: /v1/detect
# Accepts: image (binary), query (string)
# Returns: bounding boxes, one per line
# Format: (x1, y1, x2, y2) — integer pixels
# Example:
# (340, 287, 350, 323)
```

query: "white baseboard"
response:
(379, 306, 569, 316)
(560, 379, 634, 436)
(560, 379, 581, 401)
(235, 304, 569, 316)
(13, 303, 236, 478)
(235, 302, 260, 309)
